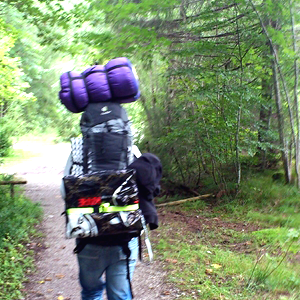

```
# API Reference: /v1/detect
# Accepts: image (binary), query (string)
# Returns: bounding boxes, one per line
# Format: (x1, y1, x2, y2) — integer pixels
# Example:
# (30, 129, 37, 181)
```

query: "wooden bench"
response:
(0, 180, 27, 197)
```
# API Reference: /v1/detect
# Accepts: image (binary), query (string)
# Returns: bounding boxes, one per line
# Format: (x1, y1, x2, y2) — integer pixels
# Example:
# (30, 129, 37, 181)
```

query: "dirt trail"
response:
(1, 142, 175, 300)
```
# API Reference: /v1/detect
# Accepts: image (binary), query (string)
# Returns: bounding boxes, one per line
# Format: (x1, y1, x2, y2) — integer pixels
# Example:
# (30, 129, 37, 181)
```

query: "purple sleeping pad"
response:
(59, 57, 140, 113)
(59, 71, 89, 113)
(105, 57, 140, 102)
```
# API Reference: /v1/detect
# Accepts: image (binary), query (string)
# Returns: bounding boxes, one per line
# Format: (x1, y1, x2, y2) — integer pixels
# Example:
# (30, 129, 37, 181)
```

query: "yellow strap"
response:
(67, 204, 139, 215)
(67, 207, 94, 215)
(103, 204, 139, 212)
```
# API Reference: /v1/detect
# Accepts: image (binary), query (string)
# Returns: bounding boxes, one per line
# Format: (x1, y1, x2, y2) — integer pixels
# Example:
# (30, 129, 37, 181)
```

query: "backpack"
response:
(59, 57, 140, 113)
(80, 102, 134, 173)
(60, 60, 151, 298)
(63, 101, 144, 240)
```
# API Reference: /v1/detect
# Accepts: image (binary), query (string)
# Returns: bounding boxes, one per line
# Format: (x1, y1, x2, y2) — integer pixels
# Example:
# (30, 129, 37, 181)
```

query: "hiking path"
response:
(1, 141, 175, 300)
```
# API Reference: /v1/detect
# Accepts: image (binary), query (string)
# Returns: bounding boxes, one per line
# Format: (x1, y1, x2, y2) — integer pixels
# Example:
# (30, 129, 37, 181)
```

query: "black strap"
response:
(67, 72, 81, 113)
(121, 243, 134, 299)
(82, 72, 91, 101)
(83, 69, 106, 77)
(82, 133, 89, 174)
(105, 67, 114, 99)
(106, 63, 129, 72)
(73, 239, 88, 254)
(138, 235, 142, 262)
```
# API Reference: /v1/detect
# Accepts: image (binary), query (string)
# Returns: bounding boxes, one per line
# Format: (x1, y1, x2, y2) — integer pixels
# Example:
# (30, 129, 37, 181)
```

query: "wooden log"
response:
(0, 181, 27, 185)
(0, 180, 27, 197)
(156, 193, 213, 207)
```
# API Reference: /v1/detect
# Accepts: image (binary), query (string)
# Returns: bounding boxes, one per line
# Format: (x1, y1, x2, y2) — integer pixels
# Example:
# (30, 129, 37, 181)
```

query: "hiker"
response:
(61, 148, 161, 300)
(59, 57, 162, 300)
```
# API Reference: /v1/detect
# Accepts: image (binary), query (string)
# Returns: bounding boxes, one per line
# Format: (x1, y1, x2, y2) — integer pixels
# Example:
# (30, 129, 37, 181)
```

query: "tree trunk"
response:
(290, 0, 300, 187)
(258, 79, 272, 169)
(249, 0, 293, 184)
(271, 49, 291, 183)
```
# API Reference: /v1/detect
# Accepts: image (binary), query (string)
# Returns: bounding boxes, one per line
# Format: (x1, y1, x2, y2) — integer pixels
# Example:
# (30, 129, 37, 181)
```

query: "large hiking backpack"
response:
(59, 57, 140, 113)
(63, 102, 144, 240)
(80, 102, 134, 173)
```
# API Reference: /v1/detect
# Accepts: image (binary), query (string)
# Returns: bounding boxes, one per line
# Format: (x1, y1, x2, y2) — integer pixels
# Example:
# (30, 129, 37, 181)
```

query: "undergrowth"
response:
(153, 172, 300, 300)
(0, 174, 43, 300)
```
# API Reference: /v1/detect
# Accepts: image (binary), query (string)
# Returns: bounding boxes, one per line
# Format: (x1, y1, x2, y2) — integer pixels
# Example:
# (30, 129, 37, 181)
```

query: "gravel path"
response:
(1, 142, 175, 300)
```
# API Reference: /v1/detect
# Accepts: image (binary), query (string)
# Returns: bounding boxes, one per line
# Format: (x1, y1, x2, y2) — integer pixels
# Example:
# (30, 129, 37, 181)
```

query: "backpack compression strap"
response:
(66, 203, 139, 215)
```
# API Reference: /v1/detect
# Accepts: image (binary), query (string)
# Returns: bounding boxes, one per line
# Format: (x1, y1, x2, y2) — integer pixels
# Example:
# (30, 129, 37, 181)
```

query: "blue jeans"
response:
(76, 238, 138, 300)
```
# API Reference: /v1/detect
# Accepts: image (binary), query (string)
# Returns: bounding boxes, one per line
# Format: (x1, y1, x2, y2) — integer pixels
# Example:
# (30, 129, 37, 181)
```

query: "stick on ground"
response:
(156, 194, 213, 207)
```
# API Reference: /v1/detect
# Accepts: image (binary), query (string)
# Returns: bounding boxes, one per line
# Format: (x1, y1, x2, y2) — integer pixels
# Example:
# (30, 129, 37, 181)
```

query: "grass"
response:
(152, 172, 300, 300)
(1, 148, 42, 167)
(1, 132, 60, 169)
(0, 134, 57, 299)
(0, 175, 43, 300)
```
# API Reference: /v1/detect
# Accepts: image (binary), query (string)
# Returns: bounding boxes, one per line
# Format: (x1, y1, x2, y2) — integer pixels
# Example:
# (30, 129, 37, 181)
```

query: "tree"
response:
(0, 17, 37, 154)
(1, 2, 83, 139)
(2, 0, 300, 192)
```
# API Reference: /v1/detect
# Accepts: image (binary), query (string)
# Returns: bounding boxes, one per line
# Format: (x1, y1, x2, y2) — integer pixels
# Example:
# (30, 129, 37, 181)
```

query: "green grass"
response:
(0, 175, 43, 300)
(12, 129, 59, 144)
(1, 132, 60, 169)
(0, 236, 37, 300)
(152, 172, 300, 300)
(1, 148, 42, 167)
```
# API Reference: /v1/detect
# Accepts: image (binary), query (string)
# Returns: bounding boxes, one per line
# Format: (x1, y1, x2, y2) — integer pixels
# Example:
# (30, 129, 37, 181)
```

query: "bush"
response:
(56, 110, 81, 142)
(0, 120, 12, 157)
(0, 175, 43, 299)
(0, 180, 42, 245)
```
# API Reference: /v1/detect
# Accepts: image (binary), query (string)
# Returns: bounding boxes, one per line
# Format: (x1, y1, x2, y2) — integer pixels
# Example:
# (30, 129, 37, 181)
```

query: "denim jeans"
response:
(76, 238, 138, 300)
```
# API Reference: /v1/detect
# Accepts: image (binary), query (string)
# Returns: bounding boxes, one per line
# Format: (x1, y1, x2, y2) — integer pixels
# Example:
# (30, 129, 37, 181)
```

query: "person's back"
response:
(59, 57, 161, 300)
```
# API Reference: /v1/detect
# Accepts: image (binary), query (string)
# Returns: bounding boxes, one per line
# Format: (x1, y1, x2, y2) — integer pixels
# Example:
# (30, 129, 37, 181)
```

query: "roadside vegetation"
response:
(0, 172, 43, 299)
(1, 0, 300, 299)
(152, 172, 300, 300)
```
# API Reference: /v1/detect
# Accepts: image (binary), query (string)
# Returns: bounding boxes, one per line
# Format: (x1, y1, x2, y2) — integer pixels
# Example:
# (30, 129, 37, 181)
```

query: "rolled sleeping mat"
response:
(59, 57, 140, 113)
(105, 57, 140, 103)
(82, 57, 140, 104)
(59, 71, 89, 113)
(81, 65, 112, 102)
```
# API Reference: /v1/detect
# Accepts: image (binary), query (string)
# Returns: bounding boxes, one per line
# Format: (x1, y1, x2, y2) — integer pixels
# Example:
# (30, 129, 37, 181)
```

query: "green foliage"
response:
(153, 170, 300, 299)
(0, 18, 36, 106)
(0, 174, 43, 299)
(0, 179, 42, 244)
(0, 236, 36, 300)
(55, 109, 81, 141)
(0, 119, 12, 157)
(0, 3, 87, 142)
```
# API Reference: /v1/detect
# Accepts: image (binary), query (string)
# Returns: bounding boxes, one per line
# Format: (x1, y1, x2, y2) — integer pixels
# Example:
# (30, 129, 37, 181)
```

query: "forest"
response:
(1, 1, 300, 299)
(1, 0, 300, 195)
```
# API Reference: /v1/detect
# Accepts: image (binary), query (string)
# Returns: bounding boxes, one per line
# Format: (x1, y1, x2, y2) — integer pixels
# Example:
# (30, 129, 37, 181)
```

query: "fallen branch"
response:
(156, 194, 213, 207)
(0, 181, 27, 185)
(0, 180, 27, 197)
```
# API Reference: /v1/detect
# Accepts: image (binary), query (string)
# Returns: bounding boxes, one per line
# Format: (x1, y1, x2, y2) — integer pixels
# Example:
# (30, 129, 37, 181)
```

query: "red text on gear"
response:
(78, 197, 101, 207)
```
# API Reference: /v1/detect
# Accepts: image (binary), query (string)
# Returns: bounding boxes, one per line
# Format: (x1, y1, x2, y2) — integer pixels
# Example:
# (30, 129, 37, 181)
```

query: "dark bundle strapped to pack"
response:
(63, 170, 142, 239)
